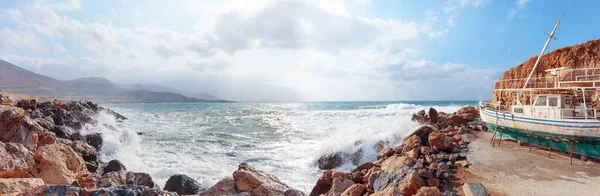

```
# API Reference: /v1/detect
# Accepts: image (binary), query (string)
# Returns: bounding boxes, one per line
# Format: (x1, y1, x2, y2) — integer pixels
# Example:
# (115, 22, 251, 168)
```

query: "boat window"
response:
(565, 98, 570, 105)
(535, 96, 547, 106)
(549, 97, 558, 107)
(513, 108, 523, 113)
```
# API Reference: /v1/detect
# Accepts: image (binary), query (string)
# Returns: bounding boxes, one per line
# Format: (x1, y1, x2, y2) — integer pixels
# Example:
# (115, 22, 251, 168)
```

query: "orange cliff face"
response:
(491, 38, 600, 107)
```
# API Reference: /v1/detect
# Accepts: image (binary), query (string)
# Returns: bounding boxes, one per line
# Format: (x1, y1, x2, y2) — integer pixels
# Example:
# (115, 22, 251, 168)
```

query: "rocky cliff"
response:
(493, 38, 600, 106)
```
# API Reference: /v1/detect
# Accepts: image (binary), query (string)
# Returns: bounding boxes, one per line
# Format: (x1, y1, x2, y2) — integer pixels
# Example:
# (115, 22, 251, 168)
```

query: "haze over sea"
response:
(85, 101, 477, 192)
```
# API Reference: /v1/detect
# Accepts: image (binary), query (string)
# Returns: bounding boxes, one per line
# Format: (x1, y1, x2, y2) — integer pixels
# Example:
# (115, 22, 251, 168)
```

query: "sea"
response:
(82, 101, 478, 192)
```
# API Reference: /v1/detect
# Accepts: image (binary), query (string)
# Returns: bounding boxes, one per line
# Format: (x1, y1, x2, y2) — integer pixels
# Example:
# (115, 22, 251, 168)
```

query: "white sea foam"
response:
(91, 102, 467, 192)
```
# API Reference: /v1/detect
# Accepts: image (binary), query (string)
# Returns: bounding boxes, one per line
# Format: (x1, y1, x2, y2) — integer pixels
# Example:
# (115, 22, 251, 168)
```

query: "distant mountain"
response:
(0, 59, 226, 103)
(120, 83, 223, 101)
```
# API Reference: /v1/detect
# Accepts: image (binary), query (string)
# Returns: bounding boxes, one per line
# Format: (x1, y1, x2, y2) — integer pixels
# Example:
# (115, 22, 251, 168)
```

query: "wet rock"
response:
(341, 184, 365, 196)
(0, 178, 44, 194)
(0, 142, 34, 178)
(163, 174, 204, 195)
(70, 132, 85, 141)
(84, 133, 103, 151)
(52, 125, 75, 139)
(28, 185, 81, 196)
(102, 160, 127, 175)
(318, 152, 343, 170)
(428, 108, 438, 124)
(416, 187, 442, 196)
(285, 189, 307, 196)
(86, 101, 99, 112)
(31, 143, 86, 184)
(199, 178, 249, 196)
(233, 163, 291, 195)
(85, 160, 99, 173)
(72, 140, 98, 162)
(309, 170, 334, 196)
(369, 166, 413, 192)
(377, 148, 395, 160)
(398, 170, 424, 196)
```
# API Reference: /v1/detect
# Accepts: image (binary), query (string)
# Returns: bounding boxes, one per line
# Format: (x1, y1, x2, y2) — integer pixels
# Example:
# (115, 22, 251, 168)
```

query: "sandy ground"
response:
(467, 132, 600, 196)
(0, 91, 52, 102)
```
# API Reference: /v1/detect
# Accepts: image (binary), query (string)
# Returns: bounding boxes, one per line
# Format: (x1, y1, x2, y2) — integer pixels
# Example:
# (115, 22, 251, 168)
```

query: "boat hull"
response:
(480, 107, 600, 158)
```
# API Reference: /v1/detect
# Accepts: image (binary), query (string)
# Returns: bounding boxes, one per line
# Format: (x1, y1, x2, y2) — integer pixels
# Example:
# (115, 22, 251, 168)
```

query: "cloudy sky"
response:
(0, 0, 598, 101)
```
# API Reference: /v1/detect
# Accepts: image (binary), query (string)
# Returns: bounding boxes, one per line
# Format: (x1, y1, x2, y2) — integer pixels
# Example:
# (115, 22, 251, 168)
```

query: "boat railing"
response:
(483, 103, 599, 120)
(495, 67, 600, 90)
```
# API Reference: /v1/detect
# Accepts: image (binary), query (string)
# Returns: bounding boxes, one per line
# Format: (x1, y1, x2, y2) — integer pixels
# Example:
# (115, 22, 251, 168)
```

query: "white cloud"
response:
(0, 27, 41, 50)
(53, 42, 67, 53)
(46, 0, 83, 11)
(516, 0, 532, 8)
(509, 0, 532, 18)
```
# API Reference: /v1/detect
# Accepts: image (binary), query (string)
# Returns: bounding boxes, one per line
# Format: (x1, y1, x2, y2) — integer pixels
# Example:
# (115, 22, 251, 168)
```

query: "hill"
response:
(0, 59, 224, 103)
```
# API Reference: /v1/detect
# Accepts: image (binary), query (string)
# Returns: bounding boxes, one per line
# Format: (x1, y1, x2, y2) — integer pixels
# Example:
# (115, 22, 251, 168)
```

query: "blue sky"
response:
(0, 0, 598, 101)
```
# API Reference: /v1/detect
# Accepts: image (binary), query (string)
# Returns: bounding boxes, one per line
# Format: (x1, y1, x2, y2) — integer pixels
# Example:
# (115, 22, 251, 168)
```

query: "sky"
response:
(0, 0, 598, 101)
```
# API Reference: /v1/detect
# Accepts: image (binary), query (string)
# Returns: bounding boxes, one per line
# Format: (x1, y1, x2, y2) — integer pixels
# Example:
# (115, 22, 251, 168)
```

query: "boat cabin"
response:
(511, 94, 597, 119)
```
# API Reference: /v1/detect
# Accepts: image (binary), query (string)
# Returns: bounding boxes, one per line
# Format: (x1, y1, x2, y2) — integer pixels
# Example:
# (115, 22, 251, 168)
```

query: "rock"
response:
(325, 177, 354, 196)
(309, 170, 333, 196)
(362, 166, 379, 185)
(95, 185, 174, 196)
(76, 173, 96, 189)
(428, 108, 438, 124)
(369, 166, 413, 192)
(426, 178, 440, 187)
(27, 185, 81, 196)
(405, 148, 420, 159)
(462, 183, 488, 196)
(350, 171, 364, 183)
(436, 169, 450, 179)
(428, 131, 453, 151)
(418, 170, 434, 179)
(163, 174, 204, 195)
(371, 187, 401, 196)
(200, 178, 250, 196)
(380, 155, 416, 172)
(16, 99, 38, 111)
(402, 135, 422, 153)
(0, 178, 44, 195)
(85, 160, 99, 173)
(377, 148, 395, 160)
(456, 106, 478, 122)
(352, 162, 376, 173)
(70, 132, 85, 141)
(71, 140, 97, 162)
(36, 117, 55, 130)
(461, 133, 476, 143)
(341, 184, 365, 196)
(410, 126, 434, 145)
(84, 133, 103, 151)
(443, 191, 460, 196)
(415, 187, 442, 196)
(102, 159, 127, 175)
(233, 163, 291, 195)
(285, 189, 306, 196)
(454, 160, 470, 168)
(0, 106, 45, 150)
(86, 101, 99, 112)
(318, 152, 343, 170)
(98, 170, 157, 188)
(0, 142, 34, 178)
(398, 170, 424, 196)
(31, 143, 86, 185)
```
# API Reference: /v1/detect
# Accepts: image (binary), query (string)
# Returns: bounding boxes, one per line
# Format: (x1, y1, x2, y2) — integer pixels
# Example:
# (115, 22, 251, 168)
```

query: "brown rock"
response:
(0, 106, 45, 150)
(398, 170, 424, 196)
(310, 170, 333, 196)
(341, 184, 366, 196)
(456, 106, 478, 122)
(409, 126, 434, 145)
(415, 187, 442, 196)
(76, 173, 96, 189)
(0, 178, 44, 195)
(31, 143, 86, 184)
(71, 140, 98, 162)
(371, 187, 401, 196)
(428, 108, 438, 124)
(405, 148, 420, 159)
(402, 135, 422, 153)
(199, 178, 249, 196)
(428, 131, 454, 151)
(0, 142, 34, 178)
(233, 163, 291, 196)
(454, 160, 470, 168)
(325, 177, 354, 196)
(378, 148, 395, 160)
(380, 155, 416, 172)
(425, 178, 440, 187)
(363, 167, 380, 185)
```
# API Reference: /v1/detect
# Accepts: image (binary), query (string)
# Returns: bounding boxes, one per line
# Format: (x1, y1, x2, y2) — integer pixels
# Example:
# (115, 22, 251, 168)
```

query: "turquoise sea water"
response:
(89, 101, 478, 191)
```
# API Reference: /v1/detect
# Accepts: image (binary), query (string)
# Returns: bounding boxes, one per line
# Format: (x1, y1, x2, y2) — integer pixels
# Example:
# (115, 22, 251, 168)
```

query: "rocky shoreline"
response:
(0, 94, 489, 196)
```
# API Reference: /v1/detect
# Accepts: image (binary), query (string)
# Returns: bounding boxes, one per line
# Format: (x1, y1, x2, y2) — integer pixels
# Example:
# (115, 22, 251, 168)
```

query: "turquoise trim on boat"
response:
(485, 122, 600, 158)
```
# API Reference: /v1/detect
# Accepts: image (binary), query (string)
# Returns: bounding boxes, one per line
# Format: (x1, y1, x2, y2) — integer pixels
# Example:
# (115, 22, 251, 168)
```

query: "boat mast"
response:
(522, 12, 566, 89)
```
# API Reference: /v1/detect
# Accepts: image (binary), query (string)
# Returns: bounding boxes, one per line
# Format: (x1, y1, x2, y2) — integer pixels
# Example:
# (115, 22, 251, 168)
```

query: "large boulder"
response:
(309, 170, 334, 196)
(380, 155, 416, 172)
(31, 143, 87, 184)
(428, 132, 454, 151)
(341, 184, 366, 196)
(409, 126, 434, 146)
(15, 99, 38, 111)
(71, 140, 97, 162)
(93, 185, 175, 196)
(102, 159, 127, 175)
(456, 106, 478, 122)
(324, 177, 354, 196)
(0, 106, 45, 150)
(317, 152, 343, 170)
(402, 135, 422, 153)
(0, 178, 44, 195)
(163, 174, 204, 195)
(428, 108, 438, 124)
(0, 142, 34, 178)
(398, 170, 424, 196)
(199, 178, 249, 196)
(368, 166, 413, 192)
(233, 163, 291, 195)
